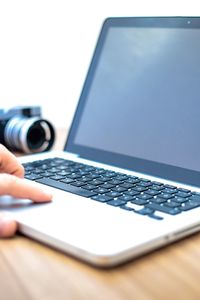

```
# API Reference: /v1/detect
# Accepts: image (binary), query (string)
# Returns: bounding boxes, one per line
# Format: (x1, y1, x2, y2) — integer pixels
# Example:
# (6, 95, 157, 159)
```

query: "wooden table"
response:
(1, 129, 200, 300)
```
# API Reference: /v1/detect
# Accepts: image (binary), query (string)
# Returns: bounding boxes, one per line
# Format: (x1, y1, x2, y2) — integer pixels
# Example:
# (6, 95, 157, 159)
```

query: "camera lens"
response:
(4, 117, 55, 153)
(27, 123, 46, 150)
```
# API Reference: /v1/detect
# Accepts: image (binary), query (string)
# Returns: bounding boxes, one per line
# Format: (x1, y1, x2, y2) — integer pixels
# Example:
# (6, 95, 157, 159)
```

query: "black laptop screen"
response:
(65, 17, 200, 187)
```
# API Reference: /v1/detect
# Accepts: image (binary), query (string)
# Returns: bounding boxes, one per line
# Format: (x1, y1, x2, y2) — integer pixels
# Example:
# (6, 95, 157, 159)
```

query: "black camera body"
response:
(0, 106, 55, 153)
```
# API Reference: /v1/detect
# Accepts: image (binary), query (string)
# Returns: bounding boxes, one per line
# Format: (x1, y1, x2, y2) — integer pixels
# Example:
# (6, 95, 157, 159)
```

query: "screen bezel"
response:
(65, 16, 200, 187)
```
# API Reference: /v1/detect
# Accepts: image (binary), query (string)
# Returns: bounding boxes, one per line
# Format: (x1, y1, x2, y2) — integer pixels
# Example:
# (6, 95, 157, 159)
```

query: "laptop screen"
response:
(66, 17, 200, 187)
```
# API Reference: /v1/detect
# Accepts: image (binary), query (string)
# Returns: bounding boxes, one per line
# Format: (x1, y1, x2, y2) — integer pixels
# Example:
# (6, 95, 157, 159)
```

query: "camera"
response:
(0, 106, 55, 153)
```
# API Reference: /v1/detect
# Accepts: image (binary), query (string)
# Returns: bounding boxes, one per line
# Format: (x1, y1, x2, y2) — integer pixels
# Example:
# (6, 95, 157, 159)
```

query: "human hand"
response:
(0, 144, 52, 237)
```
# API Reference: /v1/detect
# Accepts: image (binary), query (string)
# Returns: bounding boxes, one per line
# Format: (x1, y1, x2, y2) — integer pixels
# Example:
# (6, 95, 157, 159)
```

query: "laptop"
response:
(2, 16, 200, 267)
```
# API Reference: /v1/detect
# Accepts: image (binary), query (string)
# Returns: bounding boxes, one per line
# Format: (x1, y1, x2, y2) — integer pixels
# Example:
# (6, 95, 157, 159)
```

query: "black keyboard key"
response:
(73, 163, 84, 169)
(151, 197, 167, 204)
(100, 183, 115, 189)
(138, 181, 152, 188)
(86, 174, 100, 179)
(48, 167, 60, 173)
(32, 168, 44, 174)
(96, 177, 109, 183)
(159, 193, 174, 200)
(25, 160, 42, 168)
(188, 195, 200, 203)
(145, 189, 161, 196)
(25, 171, 31, 176)
(67, 174, 82, 179)
(36, 178, 97, 198)
(163, 201, 181, 208)
(103, 171, 116, 178)
(40, 171, 52, 177)
(124, 190, 140, 197)
(79, 177, 92, 183)
(92, 195, 113, 202)
(57, 171, 71, 176)
(98, 177, 111, 183)
(111, 186, 128, 193)
(56, 165, 68, 170)
(162, 188, 176, 194)
(164, 184, 177, 189)
(107, 199, 126, 207)
(118, 195, 134, 202)
(151, 181, 163, 186)
(71, 181, 86, 187)
(109, 179, 122, 185)
(115, 175, 128, 181)
(131, 198, 149, 206)
(65, 167, 77, 173)
(180, 201, 200, 211)
(92, 169, 105, 175)
(146, 203, 181, 215)
(78, 171, 89, 176)
(176, 191, 191, 198)
(177, 188, 190, 193)
(119, 182, 135, 189)
(53, 158, 66, 164)
(93, 187, 110, 194)
(173, 196, 188, 203)
(82, 184, 97, 190)
(136, 207, 155, 215)
(133, 186, 148, 192)
(60, 178, 75, 184)
(125, 178, 140, 184)
(89, 179, 104, 186)
(106, 191, 122, 198)
(50, 175, 66, 181)
(84, 166, 95, 172)
(137, 194, 153, 201)
(192, 191, 200, 196)
(24, 165, 34, 171)
(151, 185, 164, 191)
(25, 174, 43, 180)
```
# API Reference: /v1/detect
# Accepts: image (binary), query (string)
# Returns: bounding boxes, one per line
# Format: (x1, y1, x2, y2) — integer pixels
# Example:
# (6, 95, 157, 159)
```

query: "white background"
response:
(0, 0, 199, 130)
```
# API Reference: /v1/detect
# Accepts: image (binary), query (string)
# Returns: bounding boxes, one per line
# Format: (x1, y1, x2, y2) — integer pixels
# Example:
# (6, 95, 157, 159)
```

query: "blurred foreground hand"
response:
(0, 144, 52, 237)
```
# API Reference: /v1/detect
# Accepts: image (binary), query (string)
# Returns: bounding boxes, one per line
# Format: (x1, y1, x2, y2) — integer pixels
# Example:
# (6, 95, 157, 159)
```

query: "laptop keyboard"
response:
(23, 157, 200, 221)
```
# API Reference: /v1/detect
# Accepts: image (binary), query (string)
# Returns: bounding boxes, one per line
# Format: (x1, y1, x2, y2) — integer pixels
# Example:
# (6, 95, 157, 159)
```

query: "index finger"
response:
(0, 174, 52, 202)
(0, 144, 24, 178)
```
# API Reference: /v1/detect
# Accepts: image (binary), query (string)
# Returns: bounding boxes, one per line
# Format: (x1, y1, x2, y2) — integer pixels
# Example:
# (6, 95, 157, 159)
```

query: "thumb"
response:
(0, 212, 17, 238)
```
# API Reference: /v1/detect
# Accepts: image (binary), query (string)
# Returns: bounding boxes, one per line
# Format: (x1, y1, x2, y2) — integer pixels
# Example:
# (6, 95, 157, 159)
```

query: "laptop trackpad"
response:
(0, 192, 161, 261)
